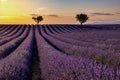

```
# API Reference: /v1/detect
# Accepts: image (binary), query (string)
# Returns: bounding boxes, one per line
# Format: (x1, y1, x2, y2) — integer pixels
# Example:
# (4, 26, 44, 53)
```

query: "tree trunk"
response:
(81, 22, 83, 25)
(37, 22, 39, 25)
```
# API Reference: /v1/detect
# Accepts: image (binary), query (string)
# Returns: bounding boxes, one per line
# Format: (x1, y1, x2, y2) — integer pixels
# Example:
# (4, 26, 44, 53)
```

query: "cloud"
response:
(30, 14, 38, 16)
(116, 12, 120, 14)
(46, 14, 59, 17)
(38, 7, 46, 11)
(30, 14, 59, 18)
(91, 12, 114, 16)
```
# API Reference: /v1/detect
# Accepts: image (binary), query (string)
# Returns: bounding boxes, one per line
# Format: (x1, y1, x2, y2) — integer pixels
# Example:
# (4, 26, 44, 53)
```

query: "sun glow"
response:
(0, 0, 7, 2)
(0, 0, 36, 24)
(0, 0, 31, 18)
(0, 0, 119, 24)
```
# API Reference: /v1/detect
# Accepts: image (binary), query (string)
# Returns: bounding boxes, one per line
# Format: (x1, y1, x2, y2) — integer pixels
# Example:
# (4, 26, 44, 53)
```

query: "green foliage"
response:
(107, 59, 114, 67)
(76, 13, 89, 24)
(96, 55, 106, 65)
(32, 16, 43, 24)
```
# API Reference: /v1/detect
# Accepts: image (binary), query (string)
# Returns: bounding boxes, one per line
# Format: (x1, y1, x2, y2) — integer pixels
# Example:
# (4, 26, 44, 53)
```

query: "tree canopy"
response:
(76, 14, 89, 24)
(32, 16, 43, 24)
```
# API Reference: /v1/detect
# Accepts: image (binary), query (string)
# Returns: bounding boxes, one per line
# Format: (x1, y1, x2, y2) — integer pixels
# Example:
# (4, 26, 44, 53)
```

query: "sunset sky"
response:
(0, 0, 120, 24)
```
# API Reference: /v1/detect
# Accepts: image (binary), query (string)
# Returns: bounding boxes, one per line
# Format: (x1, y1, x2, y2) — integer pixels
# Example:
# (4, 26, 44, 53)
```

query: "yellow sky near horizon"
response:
(0, 0, 120, 24)
(0, 15, 120, 24)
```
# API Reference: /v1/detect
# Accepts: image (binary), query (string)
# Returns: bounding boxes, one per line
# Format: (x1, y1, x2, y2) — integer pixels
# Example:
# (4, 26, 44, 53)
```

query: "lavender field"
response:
(0, 24, 120, 80)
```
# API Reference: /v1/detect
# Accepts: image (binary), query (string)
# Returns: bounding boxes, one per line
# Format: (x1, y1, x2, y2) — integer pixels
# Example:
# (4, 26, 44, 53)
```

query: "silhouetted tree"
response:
(32, 16, 43, 24)
(76, 14, 89, 25)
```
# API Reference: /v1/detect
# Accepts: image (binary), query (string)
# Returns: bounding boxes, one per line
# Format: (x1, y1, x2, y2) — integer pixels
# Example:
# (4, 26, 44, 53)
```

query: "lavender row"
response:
(0, 25, 21, 39)
(44, 26, 105, 48)
(0, 26, 34, 80)
(53, 25, 120, 40)
(51, 25, 82, 33)
(36, 26, 120, 80)
(40, 26, 120, 68)
(44, 26, 120, 52)
(57, 26, 120, 51)
(0, 25, 12, 35)
(46, 25, 120, 51)
(0, 26, 17, 37)
(0, 26, 23, 40)
(47, 25, 80, 34)
(0, 26, 4, 31)
(40, 25, 120, 50)
(57, 27, 120, 45)
(0, 26, 30, 59)
(0, 25, 10, 34)
(53, 25, 120, 45)
(0, 26, 25, 46)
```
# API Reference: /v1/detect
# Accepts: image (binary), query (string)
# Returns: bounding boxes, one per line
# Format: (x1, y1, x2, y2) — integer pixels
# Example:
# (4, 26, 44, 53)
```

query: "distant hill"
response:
(92, 21, 120, 24)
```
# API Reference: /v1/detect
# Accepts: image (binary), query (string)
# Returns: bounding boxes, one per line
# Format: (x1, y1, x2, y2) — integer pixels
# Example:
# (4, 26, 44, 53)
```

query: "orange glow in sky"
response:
(0, 0, 120, 24)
